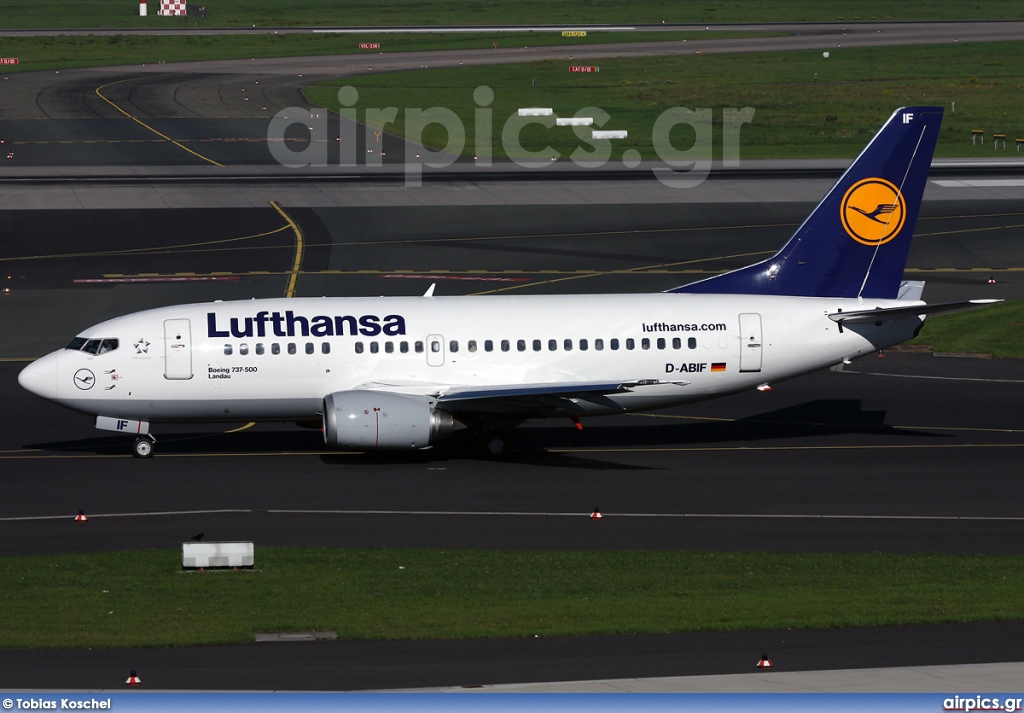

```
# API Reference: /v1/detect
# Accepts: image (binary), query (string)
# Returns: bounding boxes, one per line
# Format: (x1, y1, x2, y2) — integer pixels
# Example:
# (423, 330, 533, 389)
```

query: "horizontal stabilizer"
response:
(828, 299, 1002, 324)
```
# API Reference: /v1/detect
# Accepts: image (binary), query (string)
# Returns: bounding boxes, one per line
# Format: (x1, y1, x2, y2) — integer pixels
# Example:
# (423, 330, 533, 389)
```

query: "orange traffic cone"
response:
(756, 653, 773, 668)
(75, 509, 88, 523)
(590, 507, 603, 520)
(126, 670, 141, 686)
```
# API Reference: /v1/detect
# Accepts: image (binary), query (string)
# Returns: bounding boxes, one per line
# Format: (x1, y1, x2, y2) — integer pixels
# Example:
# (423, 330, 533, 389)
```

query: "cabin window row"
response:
(223, 342, 331, 356)
(353, 337, 701, 354)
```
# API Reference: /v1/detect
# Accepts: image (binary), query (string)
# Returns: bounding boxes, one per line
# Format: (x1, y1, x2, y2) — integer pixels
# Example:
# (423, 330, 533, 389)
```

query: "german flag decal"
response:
(711, 363, 726, 372)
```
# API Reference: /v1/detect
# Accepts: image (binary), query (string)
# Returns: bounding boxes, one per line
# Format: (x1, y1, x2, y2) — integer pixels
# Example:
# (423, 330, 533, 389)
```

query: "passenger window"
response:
(240, 343, 249, 355)
(385, 342, 394, 354)
(415, 341, 424, 353)
(355, 342, 364, 354)
(306, 343, 315, 355)
(532, 339, 541, 352)
(370, 342, 379, 354)
(468, 340, 477, 353)
(672, 338, 681, 349)
(611, 338, 620, 351)
(256, 343, 265, 355)
(430, 340, 441, 353)
(449, 340, 458, 353)
(287, 343, 296, 355)
(641, 338, 650, 350)
(501, 340, 510, 352)
(579, 339, 588, 352)
(272, 343, 281, 355)
(548, 339, 557, 351)
(595, 339, 604, 351)
(563, 339, 572, 352)
(688, 337, 697, 349)
(322, 343, 331, 355)
(517, 339, 526, 352)
(626, 338, 635, 350)
(657, 338, 665, 350)
(485, 340, 494, 352)
(224, 344, 233, 355)
(400, 341, 409, 354)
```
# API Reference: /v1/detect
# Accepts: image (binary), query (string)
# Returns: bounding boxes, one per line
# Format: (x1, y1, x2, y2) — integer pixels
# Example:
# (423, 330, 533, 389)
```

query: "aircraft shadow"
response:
(23, 400, 941, 467)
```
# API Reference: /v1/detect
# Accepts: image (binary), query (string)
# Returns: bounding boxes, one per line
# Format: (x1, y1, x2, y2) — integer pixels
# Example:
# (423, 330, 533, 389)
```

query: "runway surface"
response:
(1, 21, 1024, 692)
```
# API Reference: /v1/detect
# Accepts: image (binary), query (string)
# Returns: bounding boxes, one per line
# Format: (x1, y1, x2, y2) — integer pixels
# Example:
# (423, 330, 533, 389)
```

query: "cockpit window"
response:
(65, 338, 119, 355)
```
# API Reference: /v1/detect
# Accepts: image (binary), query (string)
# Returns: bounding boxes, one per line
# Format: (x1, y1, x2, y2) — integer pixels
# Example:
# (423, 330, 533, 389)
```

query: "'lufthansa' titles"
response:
(207, 311, 406, 339)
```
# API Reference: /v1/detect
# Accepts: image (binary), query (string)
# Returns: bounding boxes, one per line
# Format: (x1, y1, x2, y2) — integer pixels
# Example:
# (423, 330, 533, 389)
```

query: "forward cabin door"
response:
(738, 313, 763, 373)
(164, 319, 193, 380)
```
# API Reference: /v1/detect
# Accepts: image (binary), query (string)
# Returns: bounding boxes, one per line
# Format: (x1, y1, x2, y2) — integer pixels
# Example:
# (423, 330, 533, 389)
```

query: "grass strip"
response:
(0, 0, 1021, 29)
(908, 299, 1024, 358)
(307, 41, 1024, 161)
(3, 548, 1024, 648)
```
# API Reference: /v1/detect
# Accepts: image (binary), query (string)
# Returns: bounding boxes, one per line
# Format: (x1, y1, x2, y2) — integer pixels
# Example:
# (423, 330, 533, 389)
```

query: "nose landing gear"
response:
(132, 435, 156, 458)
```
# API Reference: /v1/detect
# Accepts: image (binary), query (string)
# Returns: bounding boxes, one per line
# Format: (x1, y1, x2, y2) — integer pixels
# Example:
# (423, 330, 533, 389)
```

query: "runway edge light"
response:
(126, 669, 141, 686)
(591, 507, 603, 520)
(757, 653, 773, 668)
(75, 509, 88, 523)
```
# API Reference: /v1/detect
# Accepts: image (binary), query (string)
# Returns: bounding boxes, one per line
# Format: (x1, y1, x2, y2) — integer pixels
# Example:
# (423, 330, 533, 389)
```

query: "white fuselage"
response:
(20, 292, 923, 424)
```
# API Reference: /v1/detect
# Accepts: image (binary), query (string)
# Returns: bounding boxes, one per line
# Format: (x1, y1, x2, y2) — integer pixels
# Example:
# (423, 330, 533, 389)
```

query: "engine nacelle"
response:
(322, 391, 457, 450)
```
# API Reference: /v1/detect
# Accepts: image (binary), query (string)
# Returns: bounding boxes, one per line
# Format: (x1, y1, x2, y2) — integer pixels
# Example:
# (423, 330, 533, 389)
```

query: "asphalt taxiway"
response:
(2, 192, 1023, 690)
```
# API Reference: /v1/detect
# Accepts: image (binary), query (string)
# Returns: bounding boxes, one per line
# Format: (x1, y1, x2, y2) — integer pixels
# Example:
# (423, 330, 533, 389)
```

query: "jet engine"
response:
(322, 391, 457, 450)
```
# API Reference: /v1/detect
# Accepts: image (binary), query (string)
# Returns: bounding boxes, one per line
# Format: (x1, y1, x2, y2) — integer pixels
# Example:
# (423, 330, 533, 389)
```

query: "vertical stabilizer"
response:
(671, 106, 943, 298)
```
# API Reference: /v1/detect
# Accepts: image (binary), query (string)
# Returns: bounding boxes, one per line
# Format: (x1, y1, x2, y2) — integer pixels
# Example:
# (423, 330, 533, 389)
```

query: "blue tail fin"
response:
(670, 106, 943, 299)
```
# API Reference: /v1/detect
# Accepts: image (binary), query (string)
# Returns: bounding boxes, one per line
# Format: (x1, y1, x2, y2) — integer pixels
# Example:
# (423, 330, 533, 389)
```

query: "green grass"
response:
(908, 299, 1024, 358)
(0, 0, 1021, 29)
(3, 548, 1024, 648)
(0, 31, 773, 73)
(306, 41, 1024, 161)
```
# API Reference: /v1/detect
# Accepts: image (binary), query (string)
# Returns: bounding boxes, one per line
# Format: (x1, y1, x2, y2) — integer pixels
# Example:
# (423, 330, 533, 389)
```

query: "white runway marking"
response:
(4, 509, 1024, 523)
(838, 368, 1024, 384)
(934, 179, 1024, 188)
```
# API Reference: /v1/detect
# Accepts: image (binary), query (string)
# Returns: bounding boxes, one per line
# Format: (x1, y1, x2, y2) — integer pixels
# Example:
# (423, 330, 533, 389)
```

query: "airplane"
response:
(18, 106, 999, 458)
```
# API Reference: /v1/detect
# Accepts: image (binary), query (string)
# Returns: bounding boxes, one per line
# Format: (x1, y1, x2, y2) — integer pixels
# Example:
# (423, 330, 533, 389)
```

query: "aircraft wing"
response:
(828, 299, 1001, 325)
(433, 379, 690, 416)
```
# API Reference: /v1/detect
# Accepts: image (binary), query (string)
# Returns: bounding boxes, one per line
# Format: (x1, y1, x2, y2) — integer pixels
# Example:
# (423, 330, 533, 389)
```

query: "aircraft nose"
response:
(18, 352, 59, 401)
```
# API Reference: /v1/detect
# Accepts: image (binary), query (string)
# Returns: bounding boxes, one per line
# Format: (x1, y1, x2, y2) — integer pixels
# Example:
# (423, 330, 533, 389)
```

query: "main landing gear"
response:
(132, 435, 156, 458)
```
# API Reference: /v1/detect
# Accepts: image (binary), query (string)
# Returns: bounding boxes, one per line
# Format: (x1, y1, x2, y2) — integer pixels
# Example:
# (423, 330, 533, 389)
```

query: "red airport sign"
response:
(569, 65, 599, 73)
(0, 58, 19, 65)
(359, 43, 381, 50)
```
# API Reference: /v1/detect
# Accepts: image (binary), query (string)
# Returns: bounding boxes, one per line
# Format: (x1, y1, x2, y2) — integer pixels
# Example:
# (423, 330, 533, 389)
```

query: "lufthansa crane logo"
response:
(840, 177, 906, 246)
(73, 368, 96, 391)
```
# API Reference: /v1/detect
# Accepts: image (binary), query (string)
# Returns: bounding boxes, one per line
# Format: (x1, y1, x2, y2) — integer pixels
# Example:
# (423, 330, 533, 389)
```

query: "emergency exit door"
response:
(426, 334, 445, 367)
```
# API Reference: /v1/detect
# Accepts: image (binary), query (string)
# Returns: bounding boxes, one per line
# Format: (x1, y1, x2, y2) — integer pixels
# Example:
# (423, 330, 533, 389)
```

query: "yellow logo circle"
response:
(840, 177, 906, 246)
